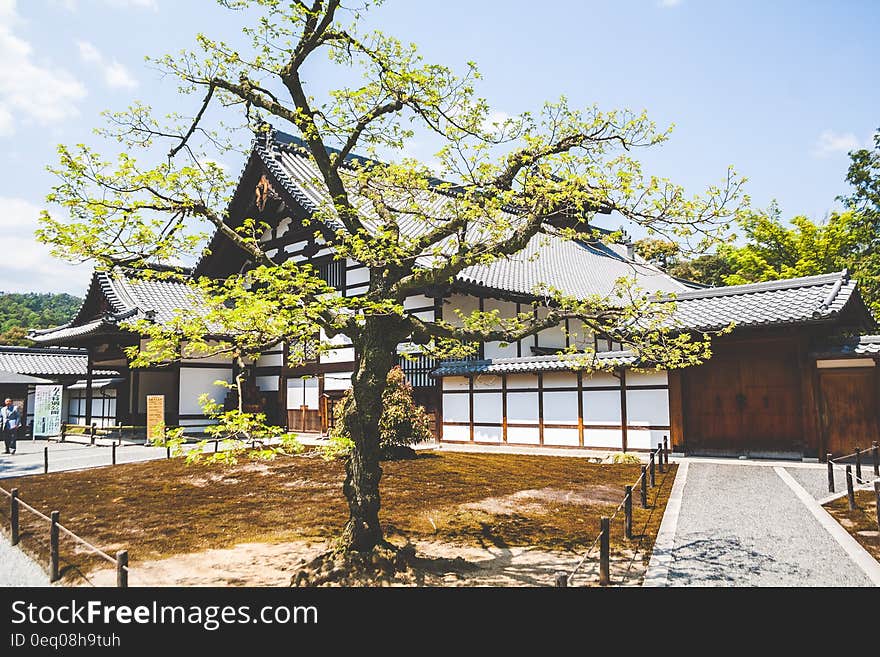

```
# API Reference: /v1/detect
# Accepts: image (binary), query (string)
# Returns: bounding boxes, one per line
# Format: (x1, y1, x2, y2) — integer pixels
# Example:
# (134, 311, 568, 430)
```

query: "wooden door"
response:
(683, 340, 803, 454)
(819, 368, 879, 457)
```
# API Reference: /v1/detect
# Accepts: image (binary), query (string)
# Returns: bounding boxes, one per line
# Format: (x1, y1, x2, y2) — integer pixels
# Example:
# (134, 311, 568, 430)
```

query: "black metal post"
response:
(640, 466, 648, 509)
(112, 442, 117, 466)
(649, 451, 656, 488)
(846, 465, 856, 511)
(827, 454, 834, 493)
(855, 447, 862, 482)
(663, 435, 669, 465)
(657, 444, 665, 474)
(50, 511, 60, 583)
(624, 485, 633, 540)
(873, 441, 879, 477)
(44, 446, 48, 474)
(10, 488, 19, 546)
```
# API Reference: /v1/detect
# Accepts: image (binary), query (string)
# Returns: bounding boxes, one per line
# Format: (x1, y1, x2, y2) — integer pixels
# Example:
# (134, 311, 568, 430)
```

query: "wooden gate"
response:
(682, 339, 803, 455)
(818, 367, 879, 456)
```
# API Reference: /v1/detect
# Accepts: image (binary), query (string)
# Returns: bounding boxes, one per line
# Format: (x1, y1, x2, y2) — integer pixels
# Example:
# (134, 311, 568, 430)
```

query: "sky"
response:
(0, 0, 878, 296)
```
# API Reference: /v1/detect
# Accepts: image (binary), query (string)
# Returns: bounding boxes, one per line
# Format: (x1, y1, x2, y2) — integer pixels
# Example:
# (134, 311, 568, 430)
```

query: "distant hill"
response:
(0, 292, 82, 346)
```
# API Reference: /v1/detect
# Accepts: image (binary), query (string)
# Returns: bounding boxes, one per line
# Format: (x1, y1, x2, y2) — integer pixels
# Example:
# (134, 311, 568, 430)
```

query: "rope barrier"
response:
(568, 530, 604, 585)
(15, 497, 53, 523)
(56, 524, 117, 565)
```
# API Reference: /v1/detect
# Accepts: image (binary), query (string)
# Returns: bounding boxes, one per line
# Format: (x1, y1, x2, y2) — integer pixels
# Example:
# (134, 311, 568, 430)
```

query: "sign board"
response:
(33, 384, 63, 437)
(146, 394, 165, 440)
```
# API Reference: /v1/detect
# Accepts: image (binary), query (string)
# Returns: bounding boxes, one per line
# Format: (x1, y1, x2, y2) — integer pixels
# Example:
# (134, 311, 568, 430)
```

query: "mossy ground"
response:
(0, 450, 676, 585)
(824, 490, 880, 562)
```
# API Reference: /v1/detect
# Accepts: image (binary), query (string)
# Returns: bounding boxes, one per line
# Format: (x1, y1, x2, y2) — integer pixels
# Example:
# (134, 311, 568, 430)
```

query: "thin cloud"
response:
(813, 130, 860, 157)
(0, 0, 87, 136)
(0, 197, 92, 295)
(76, 40, 138, 89)
(658, 0, 683, 7)
(59, 0, 158, 10)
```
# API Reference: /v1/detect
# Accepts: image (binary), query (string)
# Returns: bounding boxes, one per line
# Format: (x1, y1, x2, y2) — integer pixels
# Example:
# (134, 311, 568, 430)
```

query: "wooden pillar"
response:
(576, 371, 584, 448)
(468, 375, 474, 442)
(667, 370, 684, 453)
(84, 349, 94, 427)
(619, 368, 628, 452)
(501, 374, 508, 443)
(537, 372, 544, 446)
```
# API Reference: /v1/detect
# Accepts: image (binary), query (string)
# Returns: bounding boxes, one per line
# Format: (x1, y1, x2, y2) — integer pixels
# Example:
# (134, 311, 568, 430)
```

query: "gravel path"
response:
(0, 532, 49, 587)
(664, 462, 874, 586)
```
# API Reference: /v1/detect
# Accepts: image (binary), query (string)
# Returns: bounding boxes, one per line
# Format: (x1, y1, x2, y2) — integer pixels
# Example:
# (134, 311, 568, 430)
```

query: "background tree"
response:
(37, 0, 744, 553)
(0, 292, 82, 345)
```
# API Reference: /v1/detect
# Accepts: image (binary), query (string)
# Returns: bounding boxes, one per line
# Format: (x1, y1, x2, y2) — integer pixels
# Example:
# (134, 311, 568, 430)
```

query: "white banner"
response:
(33, 384, 63, 437)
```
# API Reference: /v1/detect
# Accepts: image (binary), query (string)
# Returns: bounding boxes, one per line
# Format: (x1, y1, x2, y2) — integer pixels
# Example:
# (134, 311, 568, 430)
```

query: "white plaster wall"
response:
(507, 425, 540, 444)
(257, 352, 284, 367)
(179, 367, 233, 414)
(442, 393, 470, 422)
(323, 346, 355, 364)
(584, 428, 624, 448)
(543, 428, 580, 446)
(404, 294, 433, 310)
(442, 376, 470, 391)
(323, 373, 352, 391)
(473, 374, 502, 390)
(443, 293, 479, 325)
(346, 265, 369, 285)
(626, 389, 670, 426)
(506, 391, 538, 424)
(442, 424, 470, 441)
(543, 390, 579, 424)
(474, 425, 503, 443)
(542, 372, 577, 388)
(582, 390, 622, 424)
(483, 298, 520, 359)
(581, 372, 620, 388)
(536, 306, 566, 349)
(506, 374, 537, 389)
(472, 393, 502, 423)
(628, 370, 668, 386)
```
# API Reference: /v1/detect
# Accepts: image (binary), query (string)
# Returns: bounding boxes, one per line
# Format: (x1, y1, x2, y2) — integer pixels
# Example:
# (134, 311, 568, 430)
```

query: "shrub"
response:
(325, 366, 433, 460)
(606, 452, 642, 464)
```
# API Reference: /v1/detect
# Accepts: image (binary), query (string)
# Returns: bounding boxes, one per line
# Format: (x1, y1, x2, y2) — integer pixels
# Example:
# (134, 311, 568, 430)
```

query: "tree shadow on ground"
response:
(666, 536, 801, 585)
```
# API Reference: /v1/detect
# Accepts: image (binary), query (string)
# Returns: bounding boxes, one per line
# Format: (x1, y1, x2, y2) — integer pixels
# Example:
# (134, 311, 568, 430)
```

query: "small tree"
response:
(37, 0, 746, 553)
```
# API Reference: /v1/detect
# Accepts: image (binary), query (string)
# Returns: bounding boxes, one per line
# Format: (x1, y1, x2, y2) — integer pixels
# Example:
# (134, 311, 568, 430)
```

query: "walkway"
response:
(645, 459, 880, 587)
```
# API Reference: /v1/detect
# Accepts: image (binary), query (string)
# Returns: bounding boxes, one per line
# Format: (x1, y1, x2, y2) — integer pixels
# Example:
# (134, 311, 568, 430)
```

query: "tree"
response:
(634, 237, 735, 287)
(37, 0, 744, 553)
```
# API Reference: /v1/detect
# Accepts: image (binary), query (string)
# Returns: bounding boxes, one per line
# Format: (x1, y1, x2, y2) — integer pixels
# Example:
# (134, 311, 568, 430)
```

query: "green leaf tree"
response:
(37, 0, 745, 553)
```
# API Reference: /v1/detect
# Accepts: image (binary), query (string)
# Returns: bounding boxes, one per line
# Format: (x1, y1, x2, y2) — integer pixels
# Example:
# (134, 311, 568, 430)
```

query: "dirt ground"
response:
(0, 450, 676, 587)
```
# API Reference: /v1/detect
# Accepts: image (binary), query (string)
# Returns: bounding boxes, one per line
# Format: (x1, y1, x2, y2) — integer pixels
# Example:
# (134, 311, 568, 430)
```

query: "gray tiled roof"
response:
(433, 350, 637, 376)
(0, 371, 54, 385)
(259, 130, 687, 299)
(0, 346, 117, 377)
(671, 271, 857, 331)
(854, 335, 880, 354)
(818, 334, 880, 357)
(31, 270, 205, 344)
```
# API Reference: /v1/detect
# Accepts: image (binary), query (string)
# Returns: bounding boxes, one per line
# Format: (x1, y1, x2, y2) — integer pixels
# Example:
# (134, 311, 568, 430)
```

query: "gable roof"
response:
(252, 129, 688, 299)
(433, 350, 637, 376)
(30, 270, 204, 344)
(669, 270, 864, 331)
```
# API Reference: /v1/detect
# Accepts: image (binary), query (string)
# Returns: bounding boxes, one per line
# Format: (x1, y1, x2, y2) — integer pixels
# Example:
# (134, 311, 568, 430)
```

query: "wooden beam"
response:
(501, 374, 508, 443)
(468, 375, 474, 442)
(667, 370, 684, 453)
(619, 368, 628, 452)
(538, 372, 544, 446)
(577, 371, 584, 447)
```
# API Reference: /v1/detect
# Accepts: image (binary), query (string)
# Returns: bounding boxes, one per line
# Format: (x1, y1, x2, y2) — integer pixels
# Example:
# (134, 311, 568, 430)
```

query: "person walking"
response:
(1, 398, 20, 454)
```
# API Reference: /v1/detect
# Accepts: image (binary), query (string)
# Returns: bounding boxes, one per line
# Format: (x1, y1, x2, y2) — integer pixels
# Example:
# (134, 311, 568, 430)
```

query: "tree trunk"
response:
(339, 317, 400, 552)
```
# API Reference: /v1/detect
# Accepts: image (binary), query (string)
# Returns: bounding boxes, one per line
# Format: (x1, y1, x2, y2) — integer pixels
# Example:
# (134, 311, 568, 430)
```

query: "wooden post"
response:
(855, 447, 862, 482)
(663, 435, 669, 465)
(44, 446, 48, 474)
(640, 466, 648, 509)
(116, 550, 128, 588)
(827, 454, 834, 493)
(89, 423, 96, 445)
(112, 442, 117, 466)
(873, 441, 879, 477)
(554, 572, 568, 587)
(846, 465, 856, 511)
(214, 439, 219, 453)
(166, 446, 170, 459)
(10, 488, 19, 546)
(875, 480, 879, 533)
(50, 511, 60, 583)
(300, 404, 307, 433)
(649, 450, 656, 488)
(657, 444, 665, 474)
(624, 485, 633, 540)
(599, 516, 610, 586)
(60, 423, 66, 443)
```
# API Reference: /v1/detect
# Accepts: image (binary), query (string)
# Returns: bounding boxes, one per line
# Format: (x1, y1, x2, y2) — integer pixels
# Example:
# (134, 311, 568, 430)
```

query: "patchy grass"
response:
(824, 490, 880, 562)
(0, 450, 676, 585)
